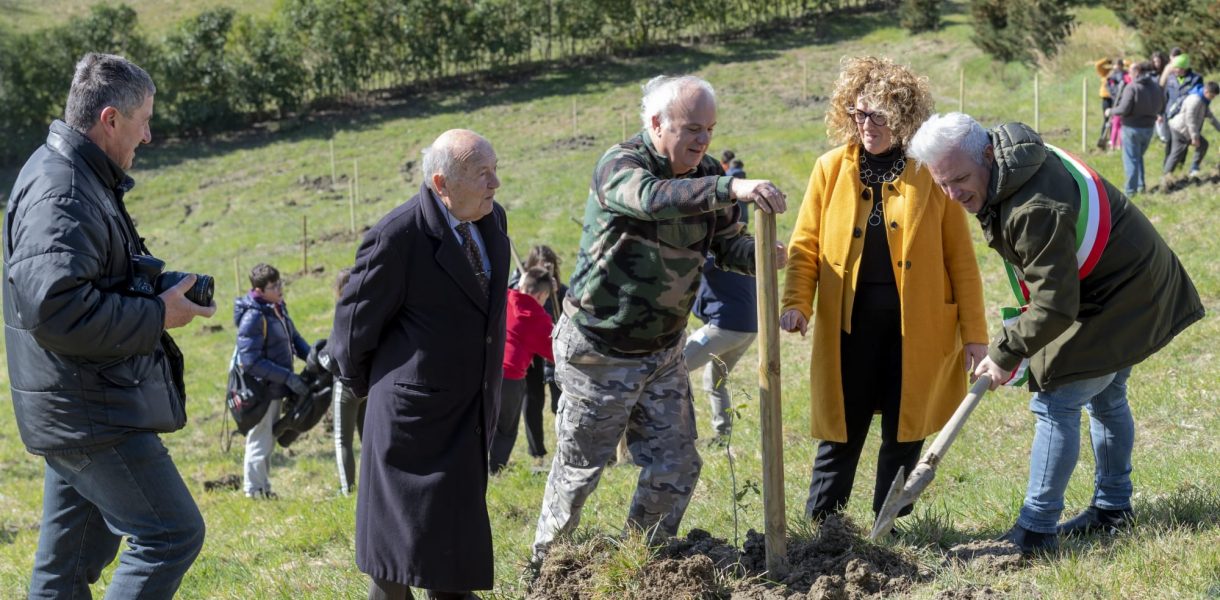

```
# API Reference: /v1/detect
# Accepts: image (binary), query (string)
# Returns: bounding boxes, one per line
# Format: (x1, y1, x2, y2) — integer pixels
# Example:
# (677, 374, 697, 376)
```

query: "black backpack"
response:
(226, 317, 272, 434)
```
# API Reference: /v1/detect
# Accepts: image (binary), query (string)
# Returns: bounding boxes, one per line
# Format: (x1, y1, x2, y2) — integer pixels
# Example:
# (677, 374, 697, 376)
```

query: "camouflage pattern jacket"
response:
(567, 131, 755, 355)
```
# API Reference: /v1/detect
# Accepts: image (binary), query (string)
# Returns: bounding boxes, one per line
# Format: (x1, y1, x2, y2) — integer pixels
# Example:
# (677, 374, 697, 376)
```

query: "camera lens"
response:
(156, 271, 215, 307)
(189, 274, 214, 307)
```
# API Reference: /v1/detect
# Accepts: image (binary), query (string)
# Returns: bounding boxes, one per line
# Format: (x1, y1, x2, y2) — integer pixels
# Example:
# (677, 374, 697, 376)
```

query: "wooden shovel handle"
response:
(924, 375, 992, 460)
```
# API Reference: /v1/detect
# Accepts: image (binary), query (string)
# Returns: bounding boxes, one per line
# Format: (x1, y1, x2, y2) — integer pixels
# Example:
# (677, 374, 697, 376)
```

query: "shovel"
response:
(868, 375, 992, 541)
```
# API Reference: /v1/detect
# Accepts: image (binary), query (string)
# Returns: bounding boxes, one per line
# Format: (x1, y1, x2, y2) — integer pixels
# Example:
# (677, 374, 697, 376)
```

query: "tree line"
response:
(0, 0, 893, 164)
(1, 0, 1212, 165)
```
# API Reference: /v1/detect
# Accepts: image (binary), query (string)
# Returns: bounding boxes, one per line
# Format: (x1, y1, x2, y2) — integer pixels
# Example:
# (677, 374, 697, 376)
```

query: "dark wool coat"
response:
(4, 121, 187, 455)
(328, 183, 508, 591)
(980, 123, 1204, 390)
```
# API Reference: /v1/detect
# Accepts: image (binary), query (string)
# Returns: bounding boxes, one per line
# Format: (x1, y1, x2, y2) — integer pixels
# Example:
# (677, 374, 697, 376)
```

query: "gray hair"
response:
(64, 53, 156, 134)
(421, 129, 490, 194)
(639, 75, 716, 129)
(907, 112, 991, 169)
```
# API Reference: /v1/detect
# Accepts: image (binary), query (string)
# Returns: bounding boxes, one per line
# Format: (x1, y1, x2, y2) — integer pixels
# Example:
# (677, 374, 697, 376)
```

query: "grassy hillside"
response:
(0, 0, 276, 33)
(1, 3, 1217, 598)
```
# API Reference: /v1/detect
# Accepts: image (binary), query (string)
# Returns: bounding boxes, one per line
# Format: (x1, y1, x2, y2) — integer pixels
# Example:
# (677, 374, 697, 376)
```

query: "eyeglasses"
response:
(847, 107, 888, 127)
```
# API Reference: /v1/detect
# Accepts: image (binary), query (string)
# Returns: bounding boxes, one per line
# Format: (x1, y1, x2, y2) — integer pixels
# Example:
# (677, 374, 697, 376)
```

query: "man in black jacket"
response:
(3, 53, 216, 597)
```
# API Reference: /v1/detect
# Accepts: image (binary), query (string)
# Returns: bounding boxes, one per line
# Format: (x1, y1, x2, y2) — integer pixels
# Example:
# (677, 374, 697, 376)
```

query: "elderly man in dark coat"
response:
(328, 129, 509, 599)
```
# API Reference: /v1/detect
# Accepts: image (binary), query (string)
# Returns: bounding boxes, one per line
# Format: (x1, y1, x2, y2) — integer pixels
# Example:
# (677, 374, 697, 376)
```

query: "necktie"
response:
(455, 222, 489, 297)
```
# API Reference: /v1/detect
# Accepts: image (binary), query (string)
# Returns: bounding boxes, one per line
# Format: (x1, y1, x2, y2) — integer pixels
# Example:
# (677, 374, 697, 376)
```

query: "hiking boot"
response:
(1057, 505, 1134, 537)
(998, 523, 1058, 555)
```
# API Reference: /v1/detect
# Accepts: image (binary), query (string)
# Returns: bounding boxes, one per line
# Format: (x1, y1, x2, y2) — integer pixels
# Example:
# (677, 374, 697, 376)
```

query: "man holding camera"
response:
(3, 53, 215, 597)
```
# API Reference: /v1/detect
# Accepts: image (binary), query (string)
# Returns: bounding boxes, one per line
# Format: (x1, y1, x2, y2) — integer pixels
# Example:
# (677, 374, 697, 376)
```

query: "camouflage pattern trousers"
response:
(531, 315, 703, 562)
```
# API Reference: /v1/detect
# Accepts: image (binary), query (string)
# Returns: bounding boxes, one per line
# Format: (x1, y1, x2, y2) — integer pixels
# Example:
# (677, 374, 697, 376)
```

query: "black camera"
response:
(130, 255, 215, 307)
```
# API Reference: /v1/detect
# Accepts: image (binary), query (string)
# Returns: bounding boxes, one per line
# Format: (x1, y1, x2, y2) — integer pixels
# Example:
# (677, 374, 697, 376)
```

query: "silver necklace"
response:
(868, 196, 885, 227)
(859, 151, 905, 185)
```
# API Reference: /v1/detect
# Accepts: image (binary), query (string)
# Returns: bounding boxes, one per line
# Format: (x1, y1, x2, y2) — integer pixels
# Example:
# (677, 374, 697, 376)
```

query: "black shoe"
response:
(999, 524, 1059, 555)
(1057, 506, 1134, 537)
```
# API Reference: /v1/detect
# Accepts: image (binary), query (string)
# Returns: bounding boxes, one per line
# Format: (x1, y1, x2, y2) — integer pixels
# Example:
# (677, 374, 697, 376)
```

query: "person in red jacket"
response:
(489, 267, 555, 473)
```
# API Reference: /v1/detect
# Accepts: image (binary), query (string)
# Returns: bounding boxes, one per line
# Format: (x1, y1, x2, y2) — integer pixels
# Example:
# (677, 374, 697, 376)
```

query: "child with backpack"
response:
(234, 264, 311, 499)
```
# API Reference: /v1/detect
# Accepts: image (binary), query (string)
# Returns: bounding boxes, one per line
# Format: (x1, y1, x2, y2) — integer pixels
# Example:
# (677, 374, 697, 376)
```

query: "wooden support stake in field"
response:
(802, 59, 808, 103)
(329, 138, 336, 187)
(351, 159, 360, 236)
(754, 207, 788, 578)
(1033, 71, 1040, 133)
(233, 256, 241, 295)
(959, 68, 965, 112)
(302, 215, 308, 273)
(1081, 77, 1088, 153)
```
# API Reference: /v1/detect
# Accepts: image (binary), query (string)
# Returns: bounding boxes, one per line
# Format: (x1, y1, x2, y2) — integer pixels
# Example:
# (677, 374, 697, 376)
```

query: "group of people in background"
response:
(1096, 47, 1220, 196)
(2, 48, 1205, 600)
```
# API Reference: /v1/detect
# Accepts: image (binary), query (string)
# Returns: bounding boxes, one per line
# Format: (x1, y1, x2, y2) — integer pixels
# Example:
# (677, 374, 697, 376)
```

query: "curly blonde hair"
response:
(826, 56, 934, 149)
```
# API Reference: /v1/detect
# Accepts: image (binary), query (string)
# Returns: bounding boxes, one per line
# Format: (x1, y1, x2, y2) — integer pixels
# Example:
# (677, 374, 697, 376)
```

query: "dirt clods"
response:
(944, 539, 1023, 573)
(530, 515, 929, 599)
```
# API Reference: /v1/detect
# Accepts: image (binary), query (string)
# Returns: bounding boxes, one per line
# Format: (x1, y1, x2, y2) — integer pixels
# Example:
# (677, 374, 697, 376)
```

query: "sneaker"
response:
(246, 489, 278, 500)
(1057, 505, 1134, 537)
(998, 523, 1058, 555)
(1188, 169, 1201, 179)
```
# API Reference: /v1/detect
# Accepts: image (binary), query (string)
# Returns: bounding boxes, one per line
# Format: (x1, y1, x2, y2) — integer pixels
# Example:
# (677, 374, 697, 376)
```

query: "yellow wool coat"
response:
(781, 144, 988, 443)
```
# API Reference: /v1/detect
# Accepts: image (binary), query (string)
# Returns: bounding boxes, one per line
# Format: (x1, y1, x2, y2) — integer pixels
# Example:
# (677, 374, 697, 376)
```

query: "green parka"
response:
(979, 123, 1204, 391)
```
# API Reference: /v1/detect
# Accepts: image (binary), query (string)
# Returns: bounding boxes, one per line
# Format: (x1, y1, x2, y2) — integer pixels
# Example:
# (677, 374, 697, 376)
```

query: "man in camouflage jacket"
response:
(531, 75, 787, 563)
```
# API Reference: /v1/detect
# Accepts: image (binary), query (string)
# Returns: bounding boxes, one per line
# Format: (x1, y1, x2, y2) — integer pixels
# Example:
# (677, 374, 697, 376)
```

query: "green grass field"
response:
(1, 2, 1217, 598)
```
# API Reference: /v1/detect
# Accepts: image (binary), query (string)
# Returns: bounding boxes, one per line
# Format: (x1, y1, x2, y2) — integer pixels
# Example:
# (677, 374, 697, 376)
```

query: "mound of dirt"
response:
(933, 585, 1005, 599)
(733, 516, 928, 598)
(943, 539, 1023, 573)
(530, 515, 931, 599)
(548, 134, 598, 151)
(530, 536, 724, 599)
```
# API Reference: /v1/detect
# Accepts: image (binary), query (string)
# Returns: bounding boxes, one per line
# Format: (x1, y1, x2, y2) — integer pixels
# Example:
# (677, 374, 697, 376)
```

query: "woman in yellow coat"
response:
(779, 56, 988, 521)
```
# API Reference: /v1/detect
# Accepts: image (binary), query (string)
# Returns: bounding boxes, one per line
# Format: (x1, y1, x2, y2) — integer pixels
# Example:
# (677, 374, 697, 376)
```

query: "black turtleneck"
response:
(856, 146, 903, 309)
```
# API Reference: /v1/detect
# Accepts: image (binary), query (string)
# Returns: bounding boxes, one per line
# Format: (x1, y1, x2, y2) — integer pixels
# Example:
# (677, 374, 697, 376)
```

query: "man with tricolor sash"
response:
(908, 114, 1204, 554)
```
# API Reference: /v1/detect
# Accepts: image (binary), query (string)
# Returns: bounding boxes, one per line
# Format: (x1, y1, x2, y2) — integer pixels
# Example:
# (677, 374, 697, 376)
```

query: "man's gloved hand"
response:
(285, 374, 310, 397)
(318, 348, 341, 376)
(543, 361, 556, 385)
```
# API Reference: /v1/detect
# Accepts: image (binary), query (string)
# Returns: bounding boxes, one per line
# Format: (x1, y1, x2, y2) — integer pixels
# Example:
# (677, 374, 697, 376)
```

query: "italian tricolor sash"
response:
(999, 144, 1111, 386)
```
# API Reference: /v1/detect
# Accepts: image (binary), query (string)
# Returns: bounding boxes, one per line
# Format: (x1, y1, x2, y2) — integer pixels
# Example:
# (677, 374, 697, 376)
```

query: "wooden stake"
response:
(959, 68, 965, 113)
(802, 59, 808, 103)
(329, 138, 336, 188)
(1033, 71, 1040, 133)
(754, 208, 788, 578)
(571, 98, 577, 138)
(348, 177, 357, 237)
(233, 256, 241, 294)
(621, 112, 627, 141)
(302, 215, 308, 273)
(352, 159, 360, 235)
(1081, 76, 1088, 153)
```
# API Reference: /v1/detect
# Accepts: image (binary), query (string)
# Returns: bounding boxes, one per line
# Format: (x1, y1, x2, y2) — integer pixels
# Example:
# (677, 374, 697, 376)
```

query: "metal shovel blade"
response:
(867, 376, 992, 541)
(869, 463, 936, 540)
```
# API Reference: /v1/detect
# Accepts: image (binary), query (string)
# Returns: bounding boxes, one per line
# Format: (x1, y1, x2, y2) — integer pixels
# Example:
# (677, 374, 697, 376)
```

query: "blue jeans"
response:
(1018, 368, 1134, 534)
(28, 433, 205, 599)
(1121, 126, 1154, 195)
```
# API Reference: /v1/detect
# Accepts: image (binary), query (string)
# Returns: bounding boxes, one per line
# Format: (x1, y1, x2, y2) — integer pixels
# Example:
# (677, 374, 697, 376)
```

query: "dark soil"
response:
(530, 515, 942, 599)
(547, 134, 598, 151)
(943, 540, 1023, 573)
(202, 473, 241, 492)
(932, 585, 1006, 599)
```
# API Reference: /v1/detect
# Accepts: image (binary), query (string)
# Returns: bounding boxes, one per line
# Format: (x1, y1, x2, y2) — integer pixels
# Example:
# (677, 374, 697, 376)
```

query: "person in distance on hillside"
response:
(530, 74, 788, 566)
(909, 112, 1203, 554)
(328, 129, 508, 599)
(1109, 61, 1164, 195)
(4, 52, 215, 597)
